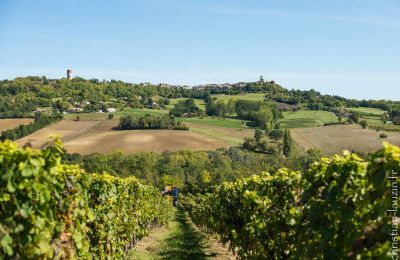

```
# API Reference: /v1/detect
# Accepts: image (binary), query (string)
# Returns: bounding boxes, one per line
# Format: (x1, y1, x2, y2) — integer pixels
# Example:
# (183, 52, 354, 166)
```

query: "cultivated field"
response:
(291, 124, 400, 154)
(17, 119, 253, 154)
(0, 118, 34, 131)
(279, 110, 338, 128)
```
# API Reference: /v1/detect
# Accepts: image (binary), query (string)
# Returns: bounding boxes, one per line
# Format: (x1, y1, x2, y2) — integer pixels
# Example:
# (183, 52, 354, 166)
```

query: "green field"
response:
(179, 117, 246, 129)
(347, 107, 386, 115)
(279, 110, 338, 128)
(166, 98, 206, 110)
(211, 93, 266, 102)
(63, 108, 168, 120)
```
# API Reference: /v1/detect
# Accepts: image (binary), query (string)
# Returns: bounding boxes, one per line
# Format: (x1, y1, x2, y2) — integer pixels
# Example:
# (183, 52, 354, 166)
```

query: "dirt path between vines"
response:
(128, 209, 235, 260)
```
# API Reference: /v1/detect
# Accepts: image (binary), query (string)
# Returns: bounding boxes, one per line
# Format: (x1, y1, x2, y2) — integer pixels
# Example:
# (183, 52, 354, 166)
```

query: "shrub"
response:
(380, 133, 388, 138)
(360, 120, 368, 129)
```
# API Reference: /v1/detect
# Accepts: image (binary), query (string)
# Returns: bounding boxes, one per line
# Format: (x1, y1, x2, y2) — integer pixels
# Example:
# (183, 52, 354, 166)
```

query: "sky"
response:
(0, 0, 399, 100)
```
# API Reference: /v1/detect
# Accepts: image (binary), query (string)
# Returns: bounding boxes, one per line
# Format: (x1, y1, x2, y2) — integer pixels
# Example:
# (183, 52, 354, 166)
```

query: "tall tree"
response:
(283, 129, 292, 157)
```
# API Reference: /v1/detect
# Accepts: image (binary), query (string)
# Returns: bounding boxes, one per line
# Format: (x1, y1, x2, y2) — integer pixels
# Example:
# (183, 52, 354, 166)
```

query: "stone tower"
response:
(67, 69, 72, 80)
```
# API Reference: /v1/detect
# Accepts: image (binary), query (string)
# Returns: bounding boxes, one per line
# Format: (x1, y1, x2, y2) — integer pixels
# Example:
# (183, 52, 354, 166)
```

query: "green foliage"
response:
(349, 112, 360, 123)
(63, 146, 291, 194)
(254, 128, 263, 143)
(181, 143, 400, 258)
(283, 129, 292, 157)
(118, 114, 188, 130)
(234, 100, 280, 129)
(181, 169, 302, 258)
(360, 119, 368, 129)
(268, 129, 284, 141)
(0, 139, 171, 258)
(0, 114, 62, 141)
(169, 99, 201, 117)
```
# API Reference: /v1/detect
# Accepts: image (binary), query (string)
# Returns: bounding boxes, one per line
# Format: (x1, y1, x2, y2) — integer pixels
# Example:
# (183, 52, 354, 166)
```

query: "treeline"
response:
(0, 77, 203, 116)
(0, 139, 171, 258)
(2, 76, 400, 122)
(118, 114, 188, 130)
(0, 114, 62, 141)
(181, 143, 398, 258)
(62, 146, 322, 194)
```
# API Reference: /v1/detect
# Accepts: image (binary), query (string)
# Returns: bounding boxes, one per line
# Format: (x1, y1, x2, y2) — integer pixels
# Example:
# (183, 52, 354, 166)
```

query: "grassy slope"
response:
(128, 209, 233, 260)
(279, 110, 338, 128)
(178, 117, 246, 128)
(166, 98, 206, 111)
(211, 93, 266, 102)
(347, 107, 386, 115)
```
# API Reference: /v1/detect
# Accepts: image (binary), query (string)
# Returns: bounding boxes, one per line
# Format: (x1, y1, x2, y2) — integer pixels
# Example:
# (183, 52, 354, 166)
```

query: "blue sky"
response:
(0, 0, 399, 100)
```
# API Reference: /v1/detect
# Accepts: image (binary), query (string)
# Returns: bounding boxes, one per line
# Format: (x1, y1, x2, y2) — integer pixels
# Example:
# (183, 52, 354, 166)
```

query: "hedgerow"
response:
(0, 138, 171, 259)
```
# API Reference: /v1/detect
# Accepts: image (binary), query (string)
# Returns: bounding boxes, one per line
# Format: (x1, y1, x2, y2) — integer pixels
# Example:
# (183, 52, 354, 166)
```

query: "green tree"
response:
(360, 120, 367, 129)
(283, 129, 292, 157)
(254, 128, 263, 143)
(268, 129, 284, 141)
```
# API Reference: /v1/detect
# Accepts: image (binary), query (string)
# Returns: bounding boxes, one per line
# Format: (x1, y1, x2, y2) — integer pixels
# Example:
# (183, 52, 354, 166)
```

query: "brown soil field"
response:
(291, 124, 400, 154)
(17, 120, 252, 154)
(0, 118, 34, 131)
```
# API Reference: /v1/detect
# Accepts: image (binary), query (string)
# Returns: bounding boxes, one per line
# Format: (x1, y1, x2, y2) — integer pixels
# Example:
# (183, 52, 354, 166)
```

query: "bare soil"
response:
(291, 124, 400, 154)
(0, 118, 34, 131)
(17, 120, 246, 154)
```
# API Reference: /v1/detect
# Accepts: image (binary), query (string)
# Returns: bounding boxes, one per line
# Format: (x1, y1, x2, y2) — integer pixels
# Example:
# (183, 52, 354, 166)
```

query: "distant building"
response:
(67, 69, 72, 80)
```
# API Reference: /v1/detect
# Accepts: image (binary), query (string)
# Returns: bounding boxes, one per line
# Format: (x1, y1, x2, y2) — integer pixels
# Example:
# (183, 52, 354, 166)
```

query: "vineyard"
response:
(0, 138, 171, 259)
(181, 143, 400, 259)
(1, 137, 399, 259)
